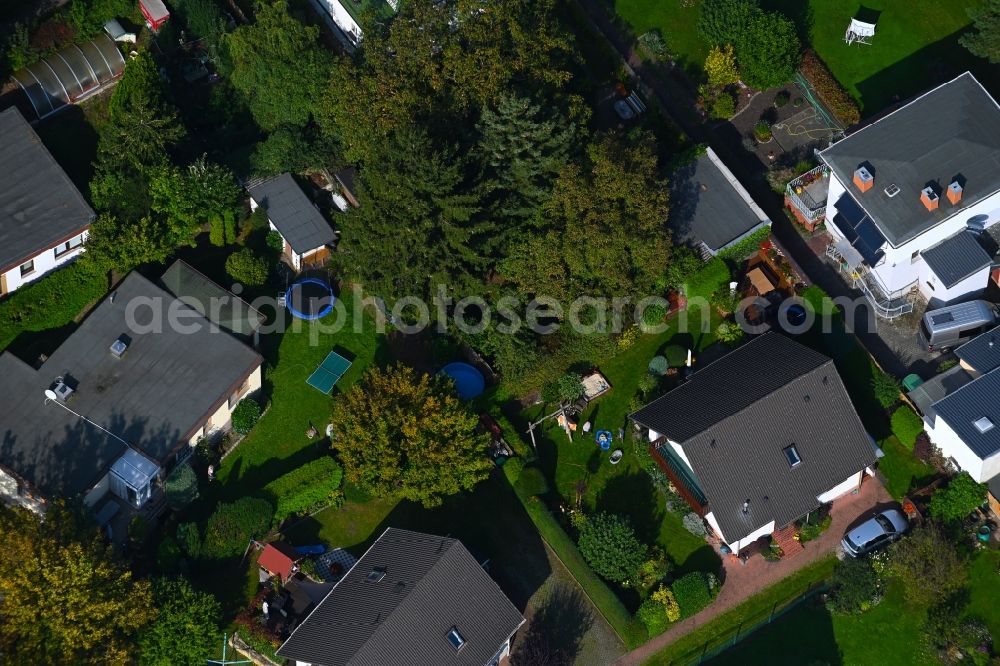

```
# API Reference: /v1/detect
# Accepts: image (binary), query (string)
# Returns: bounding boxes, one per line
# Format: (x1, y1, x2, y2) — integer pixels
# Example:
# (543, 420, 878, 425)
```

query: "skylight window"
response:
(975, 417, 995, 434)
(784, 445, 802, 467)
(366, 567, 387, 582)
(446, 627, 465, 651)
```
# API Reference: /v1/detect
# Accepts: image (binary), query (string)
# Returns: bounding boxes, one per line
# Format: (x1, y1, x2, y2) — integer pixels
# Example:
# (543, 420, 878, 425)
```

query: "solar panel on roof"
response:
(932, 312, 955, 324)
(833, 214, 859, 244)
(834, 193, 867, 226)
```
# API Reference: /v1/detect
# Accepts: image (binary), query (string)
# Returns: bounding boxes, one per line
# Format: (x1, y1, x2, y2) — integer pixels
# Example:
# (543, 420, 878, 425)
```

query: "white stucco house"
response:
(909, 328, 1000, 484)
(0, 269, 262, 515)
(248, 173, 337, 271)
(806, 72, 1000, 319)
(630, 333, 878, 555)
(0, 107, 94, 297)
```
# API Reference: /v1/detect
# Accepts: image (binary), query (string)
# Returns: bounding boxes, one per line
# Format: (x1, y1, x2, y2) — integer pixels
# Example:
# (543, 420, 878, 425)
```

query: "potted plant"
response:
(754, 121, 773, 143)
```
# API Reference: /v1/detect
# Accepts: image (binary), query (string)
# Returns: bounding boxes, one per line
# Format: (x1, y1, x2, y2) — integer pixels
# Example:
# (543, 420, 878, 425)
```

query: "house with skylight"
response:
(277, 528, 524, 666)
(789, 72, 1000, 319)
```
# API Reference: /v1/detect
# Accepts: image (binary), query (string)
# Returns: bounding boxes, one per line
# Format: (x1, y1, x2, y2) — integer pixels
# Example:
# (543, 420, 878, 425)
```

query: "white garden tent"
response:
(844, 18, 876, 46)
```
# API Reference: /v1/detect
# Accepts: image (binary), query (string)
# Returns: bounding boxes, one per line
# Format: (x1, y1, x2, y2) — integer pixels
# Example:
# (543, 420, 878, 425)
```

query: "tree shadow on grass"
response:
(597, 471, 664, 546)
(512, 583, 595, 666)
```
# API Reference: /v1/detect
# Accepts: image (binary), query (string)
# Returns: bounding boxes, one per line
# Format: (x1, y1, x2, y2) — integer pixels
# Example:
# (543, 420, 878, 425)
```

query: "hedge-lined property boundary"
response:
(493, 413, 648, 648)
(799, 50, 861, 126)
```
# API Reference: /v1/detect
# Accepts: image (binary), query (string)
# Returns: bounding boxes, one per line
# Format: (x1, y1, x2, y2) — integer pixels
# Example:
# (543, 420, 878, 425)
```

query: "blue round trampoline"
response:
(439, 362, 485, 400)
(286, 279, 335, 320)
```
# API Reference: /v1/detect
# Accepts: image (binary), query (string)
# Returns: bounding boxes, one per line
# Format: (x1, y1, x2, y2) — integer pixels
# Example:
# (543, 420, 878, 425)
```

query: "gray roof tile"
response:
(933, 366, 1000, 459)
(248, 173, 335, 255)
(631, 334, 876, 542)
(820, 72, 1000, 247)
(0, 272, 262, 496)
(956, 327, 1000, 374)
(278, 528, 525, 666)
(0, 107, 94, 272)
(921, 231, 992, 289)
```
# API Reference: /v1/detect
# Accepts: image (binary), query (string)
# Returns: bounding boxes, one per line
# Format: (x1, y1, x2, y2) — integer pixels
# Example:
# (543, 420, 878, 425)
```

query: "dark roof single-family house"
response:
(668, 147, 771, 257)
(248, 174, 336, 270)
(277, 528, 525, 666)
(631, 333, 877, 551)
(0, 107, 95, 291)
(0, 271, 262, 504)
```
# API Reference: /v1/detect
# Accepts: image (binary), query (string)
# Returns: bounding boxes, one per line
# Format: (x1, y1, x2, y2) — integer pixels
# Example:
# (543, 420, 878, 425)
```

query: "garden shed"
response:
(140, 0, 171, 31)
(109, 449, 160, 509)
(11, 34, 126, 120)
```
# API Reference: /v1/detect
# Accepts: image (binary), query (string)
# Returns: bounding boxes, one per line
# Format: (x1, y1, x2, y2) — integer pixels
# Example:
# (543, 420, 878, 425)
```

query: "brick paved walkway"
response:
(615, 476, 891, 665)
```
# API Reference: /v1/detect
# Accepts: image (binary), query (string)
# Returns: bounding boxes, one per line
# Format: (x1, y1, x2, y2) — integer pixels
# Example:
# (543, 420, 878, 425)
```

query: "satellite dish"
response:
(44, 389, 58, 401)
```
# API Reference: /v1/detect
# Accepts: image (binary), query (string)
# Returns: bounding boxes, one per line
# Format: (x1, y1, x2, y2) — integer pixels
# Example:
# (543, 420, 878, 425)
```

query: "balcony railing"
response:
(825, 244, 914, 320)
(786, 165, 831, 223)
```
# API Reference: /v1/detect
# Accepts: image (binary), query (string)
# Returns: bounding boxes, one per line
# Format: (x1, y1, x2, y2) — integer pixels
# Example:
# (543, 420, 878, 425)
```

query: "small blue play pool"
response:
(439, 362, 485, 400)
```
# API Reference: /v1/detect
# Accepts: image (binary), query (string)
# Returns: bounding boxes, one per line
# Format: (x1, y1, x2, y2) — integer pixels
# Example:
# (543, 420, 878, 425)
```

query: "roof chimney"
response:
(947, 180, 963, 205)
(920, 186, 939, 211)
(853, 166, 874, 193)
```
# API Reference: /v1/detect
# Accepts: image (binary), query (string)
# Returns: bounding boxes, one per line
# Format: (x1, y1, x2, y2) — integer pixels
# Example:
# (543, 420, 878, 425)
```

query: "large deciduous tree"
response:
(888, 523, 967, 605)
(329, 364, 493, 507)
(84, 213, 176, 271)
(962, 0, 1000, 63)
(137, 577, 221, 665)
(225, 0, 331, 130)
(0, 503, 155, 664)
(148, 156, 241, 244)
(737, 10, 800, 89)
(502, 132, 671, 302)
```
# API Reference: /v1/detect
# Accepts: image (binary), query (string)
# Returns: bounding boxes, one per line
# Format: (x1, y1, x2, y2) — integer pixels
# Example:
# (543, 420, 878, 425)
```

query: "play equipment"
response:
(439, 362, 485, 400)
(306, 351, 352, 394)
(844, 18, 876, 46)
(596, 430, 613, 450)
(286, 278, 335, 320)
(609, 449, 623, 465)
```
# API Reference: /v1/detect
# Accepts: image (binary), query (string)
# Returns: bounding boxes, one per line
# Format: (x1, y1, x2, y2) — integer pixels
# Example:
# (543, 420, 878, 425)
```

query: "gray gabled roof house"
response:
(0, 270, 263, 514)
(278, 528, 525, 666)
(668, 147, 771, 258)
(630, 333, 877, 554)
(816, 72, 1000, 317)
(0, 107, 95, 297)
(911, 327, 1000, 485)
(248, 173, 336, 272)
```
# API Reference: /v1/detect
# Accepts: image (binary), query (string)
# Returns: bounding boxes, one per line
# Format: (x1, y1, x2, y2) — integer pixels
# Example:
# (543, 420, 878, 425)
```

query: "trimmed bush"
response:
(929, 472, 988, 522)
(225, 248, 269, 286)
(231, 397, 261, 435)
(828, 556, 881, 614)
(870, 365, 900, 409)
(577, 513, 648, 584)
(717, 225, 771, 261)
(0, 260, 107, 352)
(648, 355, 669, 376)
(710, 92, 736, 120)
(266, 230, 285, 254)
(891, 406, 924, 450)
(799, 50, 861, 126)
(636, 597, 670, 636)
(672, 572, 713, 617)
(202, 497, 273, 560)
(774, 91, 790, 107)
(263, 457, 344, 524)
(682, 512, 707, 537)
(163, 463, 199, 509)
(753, 120, 772, 142)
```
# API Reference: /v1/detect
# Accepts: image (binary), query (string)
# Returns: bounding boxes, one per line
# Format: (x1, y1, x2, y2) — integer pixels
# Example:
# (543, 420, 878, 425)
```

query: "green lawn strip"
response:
(643, 555, 837, 665)
(964, 549, 1000, 638)
(614, 0, 709, 77)
(878, 435, 936, 500)
(705, 580, 935, 666)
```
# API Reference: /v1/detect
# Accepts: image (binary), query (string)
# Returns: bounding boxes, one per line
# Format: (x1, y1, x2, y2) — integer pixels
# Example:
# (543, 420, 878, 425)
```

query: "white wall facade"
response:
(83, 471, 111, 507)
(925, 415, 1000, 482)
(816, 471, 863, 504)
(917, 262, 991, 306)
(187, 364, 263, 446)
(315, 0, 362, 46)
(705, 511, 775, 555)
(1, 230, 88, 294)
(825, 173, 1000, 299)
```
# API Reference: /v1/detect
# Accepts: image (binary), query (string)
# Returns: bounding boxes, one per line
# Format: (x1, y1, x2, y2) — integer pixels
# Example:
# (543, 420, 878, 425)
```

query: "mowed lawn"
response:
(709, 548, 1000, 665)
(613, 0, 991, 115)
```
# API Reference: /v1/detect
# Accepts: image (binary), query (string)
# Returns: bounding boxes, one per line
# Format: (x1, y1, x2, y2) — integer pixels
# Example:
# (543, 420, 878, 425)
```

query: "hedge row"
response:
(0, 260, 107, 351)
(717, 225, 772, 262)
(201, 497, 273, 560)
(263, 457, 344, 525)
(799, 50, 861, 126)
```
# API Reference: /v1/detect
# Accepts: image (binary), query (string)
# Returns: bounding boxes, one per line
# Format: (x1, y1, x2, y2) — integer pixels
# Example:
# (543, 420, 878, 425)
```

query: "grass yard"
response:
(878, 435, 936, 500)
(612, 0, 994, 116)
(706, 546, 1000, 665)
(523, 306, 727, 609)
(613, 0, 710, 77)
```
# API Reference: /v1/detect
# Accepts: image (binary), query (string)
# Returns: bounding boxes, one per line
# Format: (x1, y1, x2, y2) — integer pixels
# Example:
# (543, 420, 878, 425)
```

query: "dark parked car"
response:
(841, 509, 909, 557)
